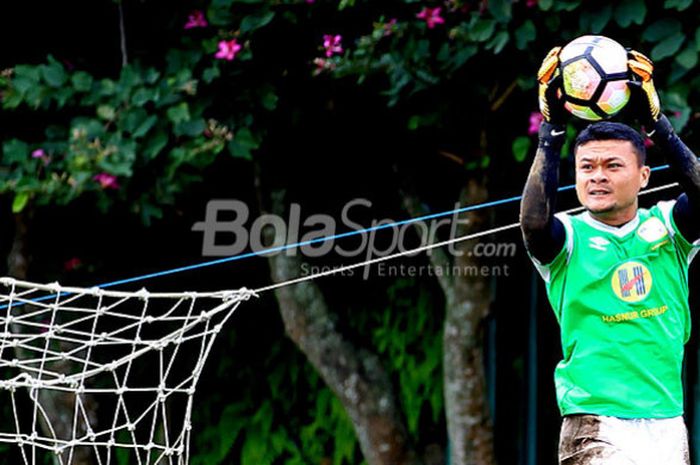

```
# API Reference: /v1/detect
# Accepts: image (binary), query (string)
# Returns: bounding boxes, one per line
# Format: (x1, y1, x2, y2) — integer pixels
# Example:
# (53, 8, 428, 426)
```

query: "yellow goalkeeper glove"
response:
(537, 46, 566, 126)
(627, 49, 661, 129)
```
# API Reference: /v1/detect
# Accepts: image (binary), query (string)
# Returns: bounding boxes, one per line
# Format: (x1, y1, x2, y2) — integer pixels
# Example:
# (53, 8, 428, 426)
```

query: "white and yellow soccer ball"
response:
(559, 35, 631, 121)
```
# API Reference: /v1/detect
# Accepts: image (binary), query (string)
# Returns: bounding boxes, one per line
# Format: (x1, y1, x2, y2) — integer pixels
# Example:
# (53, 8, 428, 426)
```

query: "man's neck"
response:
(588, 209, 638, 228)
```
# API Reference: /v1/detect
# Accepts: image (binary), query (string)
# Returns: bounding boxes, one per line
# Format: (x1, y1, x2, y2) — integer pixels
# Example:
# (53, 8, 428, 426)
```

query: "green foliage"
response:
(354, 280, 444, 439)
(512, 136, 531, 162)
(0, 57, 235, 223)
(5, 1, 700, 222)
(191, 338, 362, 465)
(190, 279, 442, 464)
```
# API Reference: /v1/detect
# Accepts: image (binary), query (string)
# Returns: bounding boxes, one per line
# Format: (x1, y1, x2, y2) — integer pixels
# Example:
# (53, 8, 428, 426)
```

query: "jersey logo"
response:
(589, 236, 610, 251)
(637, 217, 668, 243)
(611, 261, 652, 303)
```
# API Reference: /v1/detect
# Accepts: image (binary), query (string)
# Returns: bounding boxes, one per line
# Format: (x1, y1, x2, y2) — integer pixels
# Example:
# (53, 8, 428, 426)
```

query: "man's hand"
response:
(627, 49, 661, 130)
(537, 46, 566, 126)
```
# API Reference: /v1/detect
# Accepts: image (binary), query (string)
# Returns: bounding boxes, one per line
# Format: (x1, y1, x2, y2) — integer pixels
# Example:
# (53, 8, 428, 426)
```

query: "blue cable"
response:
(90, 164, 674, 289)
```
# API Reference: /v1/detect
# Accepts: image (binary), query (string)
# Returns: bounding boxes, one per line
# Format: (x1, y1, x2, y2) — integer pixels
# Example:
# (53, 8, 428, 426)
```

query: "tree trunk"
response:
(261, 187, 423, 465)
(402, 178, 496, 465)
(7, 209, 97, 465)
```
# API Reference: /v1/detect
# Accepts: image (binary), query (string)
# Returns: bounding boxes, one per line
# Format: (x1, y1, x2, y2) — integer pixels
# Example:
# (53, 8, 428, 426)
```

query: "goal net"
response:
(0, 277, 255, 465)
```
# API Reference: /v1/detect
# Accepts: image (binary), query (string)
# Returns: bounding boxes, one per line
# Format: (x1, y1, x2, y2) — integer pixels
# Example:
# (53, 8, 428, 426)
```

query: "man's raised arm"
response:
(520, 47, 567, 264)
(628, 50, 700, 241)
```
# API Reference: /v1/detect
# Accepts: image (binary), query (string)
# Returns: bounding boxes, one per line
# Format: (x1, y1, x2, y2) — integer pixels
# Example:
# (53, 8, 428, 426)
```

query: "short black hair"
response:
(574, 121, 646, 166)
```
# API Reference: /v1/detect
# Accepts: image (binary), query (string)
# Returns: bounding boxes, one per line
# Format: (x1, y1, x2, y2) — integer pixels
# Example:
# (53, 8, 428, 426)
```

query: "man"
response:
(520, 47, 700, 464)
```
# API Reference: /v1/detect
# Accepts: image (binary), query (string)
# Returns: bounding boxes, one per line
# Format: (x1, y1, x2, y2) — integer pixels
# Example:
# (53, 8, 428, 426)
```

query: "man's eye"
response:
(609, 163, 622, 168)
(580, 164, 592, 170)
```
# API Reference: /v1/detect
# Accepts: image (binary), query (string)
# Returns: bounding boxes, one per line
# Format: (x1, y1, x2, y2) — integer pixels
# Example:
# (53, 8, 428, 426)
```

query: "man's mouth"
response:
(589, 189, 611, 196)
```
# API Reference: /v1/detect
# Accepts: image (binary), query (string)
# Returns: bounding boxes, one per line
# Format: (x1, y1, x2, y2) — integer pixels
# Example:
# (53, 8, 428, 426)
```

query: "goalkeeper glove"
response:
(627, 49, 661, 131)
(537, 46, 566, 126)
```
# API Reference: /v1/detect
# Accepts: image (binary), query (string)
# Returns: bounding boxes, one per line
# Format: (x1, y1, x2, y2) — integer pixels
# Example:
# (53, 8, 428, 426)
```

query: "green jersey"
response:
(531, 200, 699, 418)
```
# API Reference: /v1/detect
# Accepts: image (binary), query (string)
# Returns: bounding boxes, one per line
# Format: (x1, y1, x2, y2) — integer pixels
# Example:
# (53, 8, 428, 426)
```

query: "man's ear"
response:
(640, 165, 651, 188)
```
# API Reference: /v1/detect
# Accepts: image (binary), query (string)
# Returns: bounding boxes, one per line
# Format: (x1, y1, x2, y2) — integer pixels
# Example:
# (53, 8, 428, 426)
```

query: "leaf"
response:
(614, 0, 647, 28)
(651, 32, 685, 61)
(143, 132, 169, 160)
(174, 118, 206, 137)
(12, 192, 29, 213)
(665, 91, 692, 130)
(99, 79, 116, 96)
(675, 46, 698, 69)
(642, 18, 682, 42)
(3, 139, 29, 163)
(670, 107, 691, 131)
(579, 5, 612, 34)
(207, 4, 233, 27)
(512, 136, 531, 162)
(487, 31, 509, 54)
(131, 88, 154, 106)
(538, 0, 553, 10)
(122, 108, 147, 134)
(444, 44, 477, 72)
(97, 105, 116, 121)
(488, 0, 511, 23)
(72, 72, 93, 92)
(41, 56, 67, 87)
(552, 0, 580, 11)
(202, 66, 221, 84)
(240, 10, 275, 34)
(470, 19, 496, 42)
(166, 102, 191, 124)
(668, 61, 691, 84)
(261, 90, 278, 111)
(515, 21, 536, 50)
(228, 128, 259, 159)
(664, 0, 692, 10)
(133, 115, 158, 138)
(118, 66, 143, 88)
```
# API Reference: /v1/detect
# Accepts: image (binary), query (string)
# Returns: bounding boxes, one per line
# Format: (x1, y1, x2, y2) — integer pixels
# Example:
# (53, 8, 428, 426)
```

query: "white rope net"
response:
(0, 277, 256, 465)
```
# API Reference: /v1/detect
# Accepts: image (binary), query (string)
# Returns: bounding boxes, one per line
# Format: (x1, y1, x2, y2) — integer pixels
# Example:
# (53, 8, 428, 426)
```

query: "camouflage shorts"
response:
(558, 414, 690, 465)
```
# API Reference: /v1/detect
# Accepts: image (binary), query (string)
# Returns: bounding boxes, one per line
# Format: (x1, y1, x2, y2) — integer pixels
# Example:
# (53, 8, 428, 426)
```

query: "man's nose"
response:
(591, 167, 608, 182)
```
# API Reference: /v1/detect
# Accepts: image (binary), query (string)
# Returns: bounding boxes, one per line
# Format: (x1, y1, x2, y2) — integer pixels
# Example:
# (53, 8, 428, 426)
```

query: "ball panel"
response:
(560, 43, 592, 62)
(564, 102, 602, 121)
(589, 42, 628, 74)
(559, 35, 608, 61)
(597, 81, 630, 115)
(562, 59, 601, 101)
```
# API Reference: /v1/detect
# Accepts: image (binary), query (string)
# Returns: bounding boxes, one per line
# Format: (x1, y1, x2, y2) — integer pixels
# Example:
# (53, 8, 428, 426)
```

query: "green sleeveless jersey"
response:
(531, 200, 699, 418)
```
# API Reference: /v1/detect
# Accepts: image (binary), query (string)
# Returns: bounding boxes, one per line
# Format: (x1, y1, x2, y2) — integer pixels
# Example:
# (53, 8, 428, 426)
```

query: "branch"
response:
(118, 1, 128, 67)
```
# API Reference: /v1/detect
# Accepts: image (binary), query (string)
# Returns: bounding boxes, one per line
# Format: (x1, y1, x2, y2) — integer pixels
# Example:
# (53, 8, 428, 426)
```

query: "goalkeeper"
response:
(520, 47, 700, 465)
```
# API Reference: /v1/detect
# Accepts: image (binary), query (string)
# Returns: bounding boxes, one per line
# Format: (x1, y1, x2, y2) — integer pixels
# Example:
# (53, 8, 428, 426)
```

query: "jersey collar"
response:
(580, 211, 640, 238)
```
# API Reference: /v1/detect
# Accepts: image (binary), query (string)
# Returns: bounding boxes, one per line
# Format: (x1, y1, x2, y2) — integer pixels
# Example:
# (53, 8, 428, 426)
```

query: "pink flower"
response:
(526, 0, 538, 7)
(64, 257, 82, 272)
(383, 18, 398, 37)
(93, 173, 120, 190)
(215, 39, 242, 61)
(322, 35, 343, 58)
(184, 10, 208, 29)
(32, 149, 50, 165)
(416, 7, 445, 29)
(644, 137, 654, 148)
(306, 0, 315, 3)
(313, 57, 337, 75)
(528, 111, 543, 135)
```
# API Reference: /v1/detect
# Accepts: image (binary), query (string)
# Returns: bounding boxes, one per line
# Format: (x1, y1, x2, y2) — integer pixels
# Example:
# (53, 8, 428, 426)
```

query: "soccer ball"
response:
(559, 35, 631, 121)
